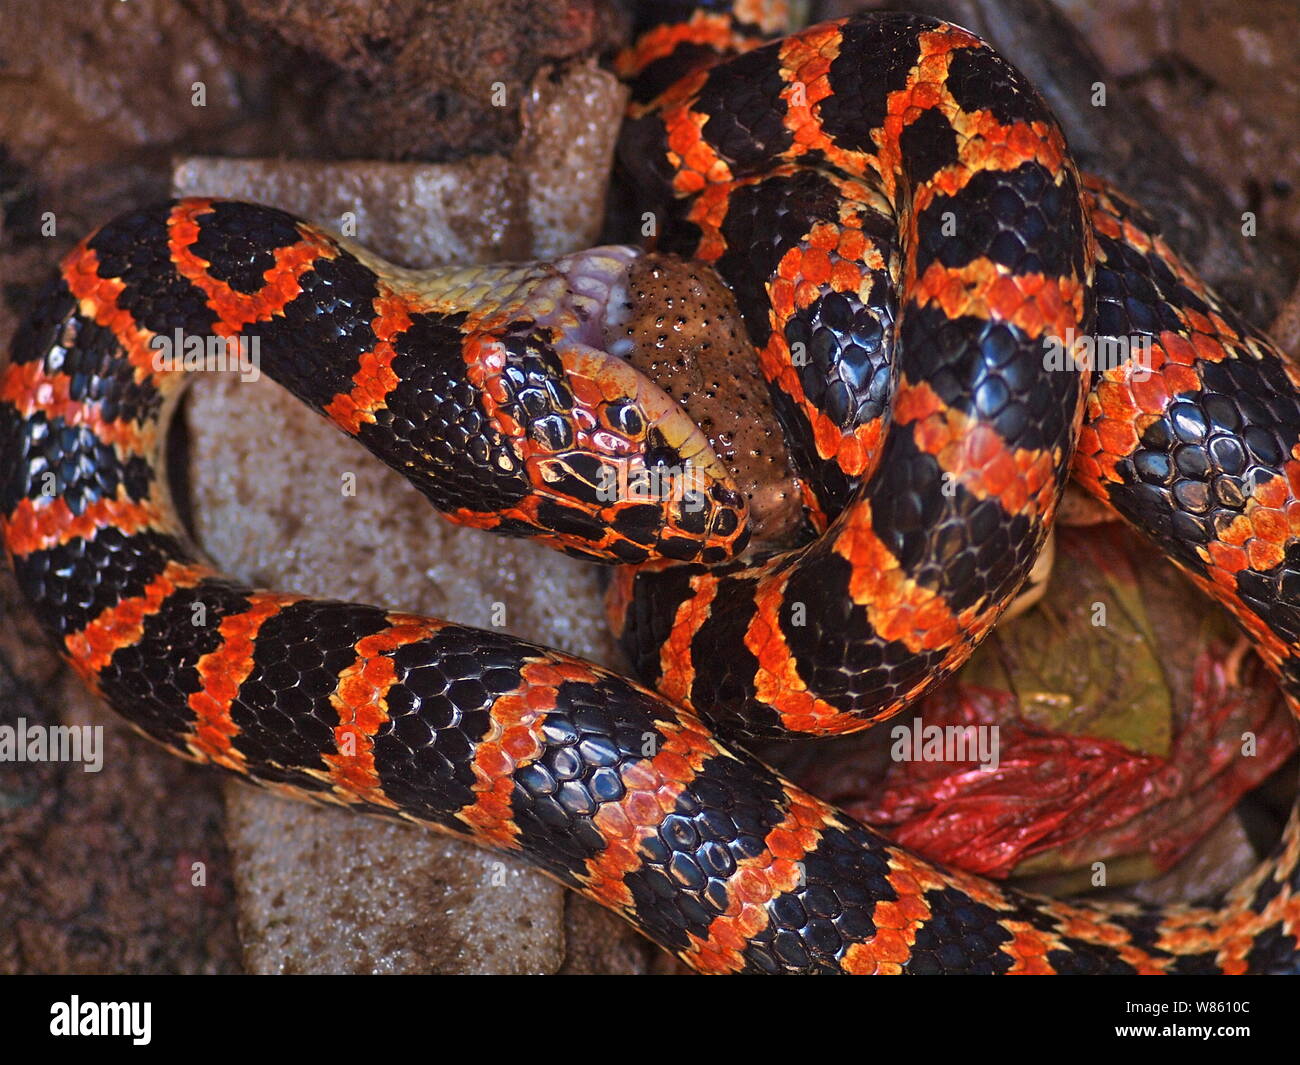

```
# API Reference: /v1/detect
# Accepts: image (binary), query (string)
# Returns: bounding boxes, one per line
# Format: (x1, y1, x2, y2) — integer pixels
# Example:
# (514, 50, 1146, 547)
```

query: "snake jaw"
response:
(528, 246, 751, 564)
(551, 329, 750, 566)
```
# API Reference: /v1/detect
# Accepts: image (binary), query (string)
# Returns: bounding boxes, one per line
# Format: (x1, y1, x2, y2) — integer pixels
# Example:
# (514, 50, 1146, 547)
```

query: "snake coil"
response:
(2, 6, 1298, 972)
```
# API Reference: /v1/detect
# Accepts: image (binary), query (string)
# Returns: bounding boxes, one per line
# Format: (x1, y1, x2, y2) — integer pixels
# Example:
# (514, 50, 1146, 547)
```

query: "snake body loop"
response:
(2, 7, 1298, 973)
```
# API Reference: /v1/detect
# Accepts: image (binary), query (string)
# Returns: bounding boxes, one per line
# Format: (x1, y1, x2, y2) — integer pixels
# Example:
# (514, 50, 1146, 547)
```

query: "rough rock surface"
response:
(174, 60, 647, 974)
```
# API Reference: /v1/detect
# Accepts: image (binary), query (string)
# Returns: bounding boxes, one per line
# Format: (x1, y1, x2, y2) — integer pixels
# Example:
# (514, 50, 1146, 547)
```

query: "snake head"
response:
(362, 246, 749, 565)
(431, 247, 750, 567)
(539, 343, 750, 565)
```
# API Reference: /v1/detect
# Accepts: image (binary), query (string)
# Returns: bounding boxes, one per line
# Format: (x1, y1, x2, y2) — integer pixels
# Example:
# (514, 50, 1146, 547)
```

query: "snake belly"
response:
(2, 7, 1299, 973)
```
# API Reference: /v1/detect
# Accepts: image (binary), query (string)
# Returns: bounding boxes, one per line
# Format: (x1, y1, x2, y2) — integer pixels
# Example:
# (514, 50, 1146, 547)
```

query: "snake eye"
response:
(608, 399, 644, 436)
